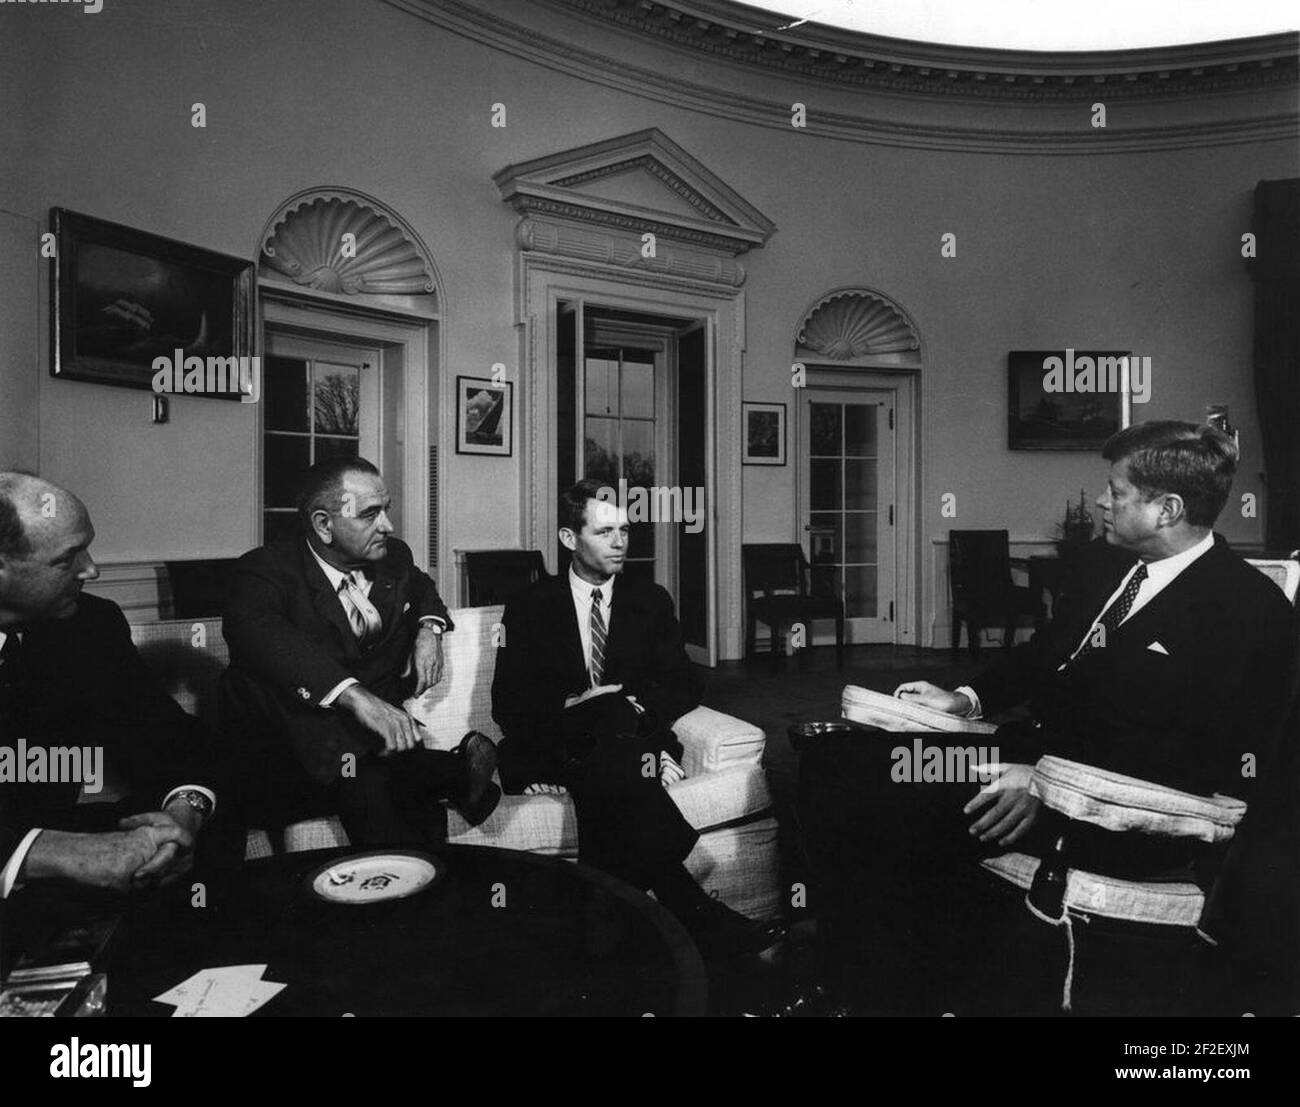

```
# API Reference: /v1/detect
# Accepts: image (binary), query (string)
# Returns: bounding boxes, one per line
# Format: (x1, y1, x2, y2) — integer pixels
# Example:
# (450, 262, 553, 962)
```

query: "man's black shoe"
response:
(453, 731, 502, 826)
(680, 894, 788, 962)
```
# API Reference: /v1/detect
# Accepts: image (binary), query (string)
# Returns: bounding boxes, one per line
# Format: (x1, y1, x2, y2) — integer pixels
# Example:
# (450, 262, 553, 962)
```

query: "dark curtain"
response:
(1251, 179, 1300, 553)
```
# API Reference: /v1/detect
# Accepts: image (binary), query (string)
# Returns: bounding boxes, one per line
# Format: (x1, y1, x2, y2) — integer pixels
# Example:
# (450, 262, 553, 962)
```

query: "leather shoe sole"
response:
(454, 731, 502, 826)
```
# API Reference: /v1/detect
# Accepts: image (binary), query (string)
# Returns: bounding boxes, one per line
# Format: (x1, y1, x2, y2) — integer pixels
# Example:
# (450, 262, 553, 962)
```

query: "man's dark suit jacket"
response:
(0, 595, 219, 872)
(970, 534, 1296, 799)
(491, 572, 702, 792)
(221, 537, 452, 785)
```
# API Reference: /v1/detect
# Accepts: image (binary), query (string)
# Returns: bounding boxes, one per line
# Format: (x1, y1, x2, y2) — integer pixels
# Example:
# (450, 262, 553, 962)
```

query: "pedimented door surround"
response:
(497, 129, 775, 661)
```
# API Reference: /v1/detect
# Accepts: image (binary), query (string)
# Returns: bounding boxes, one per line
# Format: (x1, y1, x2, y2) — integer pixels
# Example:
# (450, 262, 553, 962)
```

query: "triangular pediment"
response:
(494, 129, 775, 254)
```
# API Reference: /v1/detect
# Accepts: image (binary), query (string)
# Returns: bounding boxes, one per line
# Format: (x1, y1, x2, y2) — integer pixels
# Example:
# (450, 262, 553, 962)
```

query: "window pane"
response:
(845, 458, 878, 510)
(844, 405, 877, 457)
(621, 357, 654, 419)
(263, 511, 299, 544)
(621, 419, 655, 487)
(265, 356, 308, 432)
(313, 362, 360, 436)
(809, 512, 841, 564)
(844, 511, 878, 563)
(810, 403, 841, 456)
(585, 355, 618, 416)
(264, 435, 310, 508)
(583, 418, 618, 486)
(845, 564, 878, 618)
(810, 458, 841, 511)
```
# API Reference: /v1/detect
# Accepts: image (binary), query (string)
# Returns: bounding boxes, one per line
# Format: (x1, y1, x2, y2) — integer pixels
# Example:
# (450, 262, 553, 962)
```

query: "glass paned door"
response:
(801, 389, 897, 643)
(262, 335, 379, 542)
(583, 345, 659, 587)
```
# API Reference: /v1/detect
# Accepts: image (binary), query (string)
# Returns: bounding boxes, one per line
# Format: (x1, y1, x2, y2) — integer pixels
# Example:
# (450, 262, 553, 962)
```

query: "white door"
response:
(260, 333, 381, 543)
(799, 387, 898, 644)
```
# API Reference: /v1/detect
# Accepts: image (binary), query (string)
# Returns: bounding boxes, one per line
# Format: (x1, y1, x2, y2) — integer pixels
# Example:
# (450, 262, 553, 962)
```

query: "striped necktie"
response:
(589, 587, 607, 687)
(1072, 562, 1147, 661)
(339, 571, 383, 643)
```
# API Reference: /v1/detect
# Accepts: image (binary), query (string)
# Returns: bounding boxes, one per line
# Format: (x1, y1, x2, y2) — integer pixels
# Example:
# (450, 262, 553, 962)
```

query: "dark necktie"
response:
(0, 631, 24, 724)
(1073, 562, 1148, 661)
(589, 588, 607, 688)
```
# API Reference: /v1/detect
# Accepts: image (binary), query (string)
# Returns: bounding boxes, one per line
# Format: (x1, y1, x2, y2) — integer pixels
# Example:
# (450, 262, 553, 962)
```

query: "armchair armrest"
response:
(1030, 756, 1246, 843)
(671, 705, 766, 776)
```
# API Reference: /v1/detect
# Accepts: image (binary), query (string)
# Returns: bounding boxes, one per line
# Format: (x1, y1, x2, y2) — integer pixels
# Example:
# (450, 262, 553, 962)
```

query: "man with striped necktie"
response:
(492, 478, 785, 960)
(222, 458, 500, 850)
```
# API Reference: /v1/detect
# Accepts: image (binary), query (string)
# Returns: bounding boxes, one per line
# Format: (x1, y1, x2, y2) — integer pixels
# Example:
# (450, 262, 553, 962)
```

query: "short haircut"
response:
(1101, 421, 1237, 527)
(295, 456, 380, 525)
(559, 477, 610, 533)
(0, 471, 38, 557)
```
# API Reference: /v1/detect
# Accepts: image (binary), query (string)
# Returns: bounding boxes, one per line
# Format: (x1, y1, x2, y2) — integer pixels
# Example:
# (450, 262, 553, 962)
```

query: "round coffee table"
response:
(107, 844, 707, 1016)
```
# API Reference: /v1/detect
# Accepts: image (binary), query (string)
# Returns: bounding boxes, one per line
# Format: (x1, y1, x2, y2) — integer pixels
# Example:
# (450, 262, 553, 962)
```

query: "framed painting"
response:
(1008, 349, 1128, 450)
(743, 401, 787, 466)
(457, 375, 513, 456)
(50, 208, 256, 397)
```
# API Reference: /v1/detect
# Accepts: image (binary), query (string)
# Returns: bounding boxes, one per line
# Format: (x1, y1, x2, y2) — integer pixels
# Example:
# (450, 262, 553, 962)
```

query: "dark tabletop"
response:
(105, 844, 707, 1017)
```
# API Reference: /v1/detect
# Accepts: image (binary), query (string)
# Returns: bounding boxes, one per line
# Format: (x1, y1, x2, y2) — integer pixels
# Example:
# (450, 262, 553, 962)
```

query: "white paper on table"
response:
(153, 964, 285, 1017)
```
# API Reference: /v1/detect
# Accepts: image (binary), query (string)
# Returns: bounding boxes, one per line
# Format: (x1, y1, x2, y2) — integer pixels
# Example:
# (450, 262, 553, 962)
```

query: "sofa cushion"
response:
(447, 763, 773, 853)
(405, 605, 506, 747)
(249, 763, 774, 859)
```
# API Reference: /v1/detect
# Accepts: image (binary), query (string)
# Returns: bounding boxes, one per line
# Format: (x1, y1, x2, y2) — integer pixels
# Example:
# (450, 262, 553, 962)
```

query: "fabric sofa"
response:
(128, 605, 781, 919)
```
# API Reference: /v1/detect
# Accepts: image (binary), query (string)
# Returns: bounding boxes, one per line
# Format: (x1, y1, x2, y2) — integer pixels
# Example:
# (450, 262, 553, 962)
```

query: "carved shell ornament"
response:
(798, 292, 919, 359)
(262, 198, 435, 295)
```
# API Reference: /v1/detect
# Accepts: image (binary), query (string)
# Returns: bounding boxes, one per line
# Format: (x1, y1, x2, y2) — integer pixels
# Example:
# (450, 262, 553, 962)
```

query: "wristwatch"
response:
(169, 789, 214, 823)
(417, 617, 445, 635)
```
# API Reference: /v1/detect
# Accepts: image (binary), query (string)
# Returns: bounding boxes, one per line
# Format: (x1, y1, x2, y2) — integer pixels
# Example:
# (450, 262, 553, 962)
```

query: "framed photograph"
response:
(50, 208, 255, 396)
(743, 401, 786, 465)
(1008, 350, 1128, 450)
(456, 376, 513, 456)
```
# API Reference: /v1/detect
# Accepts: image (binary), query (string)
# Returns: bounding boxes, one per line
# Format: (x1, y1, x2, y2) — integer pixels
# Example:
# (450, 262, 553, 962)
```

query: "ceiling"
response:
(739, 0, 1298, 51)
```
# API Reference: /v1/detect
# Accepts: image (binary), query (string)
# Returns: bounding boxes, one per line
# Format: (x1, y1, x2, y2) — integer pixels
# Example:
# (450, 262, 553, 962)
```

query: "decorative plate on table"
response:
(305, 851, 445, 905)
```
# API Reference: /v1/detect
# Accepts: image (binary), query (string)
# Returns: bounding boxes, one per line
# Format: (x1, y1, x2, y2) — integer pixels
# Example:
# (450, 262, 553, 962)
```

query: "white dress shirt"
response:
(957, 531, 1217, 718)
(0, 628, 217, 898)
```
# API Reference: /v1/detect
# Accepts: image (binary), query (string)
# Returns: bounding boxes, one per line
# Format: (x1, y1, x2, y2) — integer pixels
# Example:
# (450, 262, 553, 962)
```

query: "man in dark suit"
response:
(0, 473, 226, 904)
(492, 478, 783, 958)
(221, 457, 499, 849)
(798, 422, 1296, 1012)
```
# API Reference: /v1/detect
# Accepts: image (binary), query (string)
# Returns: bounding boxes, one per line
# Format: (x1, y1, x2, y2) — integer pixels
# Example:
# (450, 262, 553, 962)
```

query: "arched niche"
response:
(795, 287, 922, 368)
(256, 187, 441, 312)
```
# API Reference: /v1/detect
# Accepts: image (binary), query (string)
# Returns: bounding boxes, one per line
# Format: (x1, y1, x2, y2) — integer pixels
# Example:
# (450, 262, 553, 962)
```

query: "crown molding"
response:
(549, 0, 1299, 100)
(383, 0, 1299, 153)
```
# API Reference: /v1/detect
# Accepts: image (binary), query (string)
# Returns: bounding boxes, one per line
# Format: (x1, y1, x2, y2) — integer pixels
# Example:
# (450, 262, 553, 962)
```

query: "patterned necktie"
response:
(339, 572, 383, 643)
(589, 587, 607, 687)
(1073, 562, 1148, 661)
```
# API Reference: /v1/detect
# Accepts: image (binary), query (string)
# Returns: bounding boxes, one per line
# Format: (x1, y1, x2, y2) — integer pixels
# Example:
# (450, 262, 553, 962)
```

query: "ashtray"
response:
(304, 850, 445, 905)
(786, 721, 857, 750)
